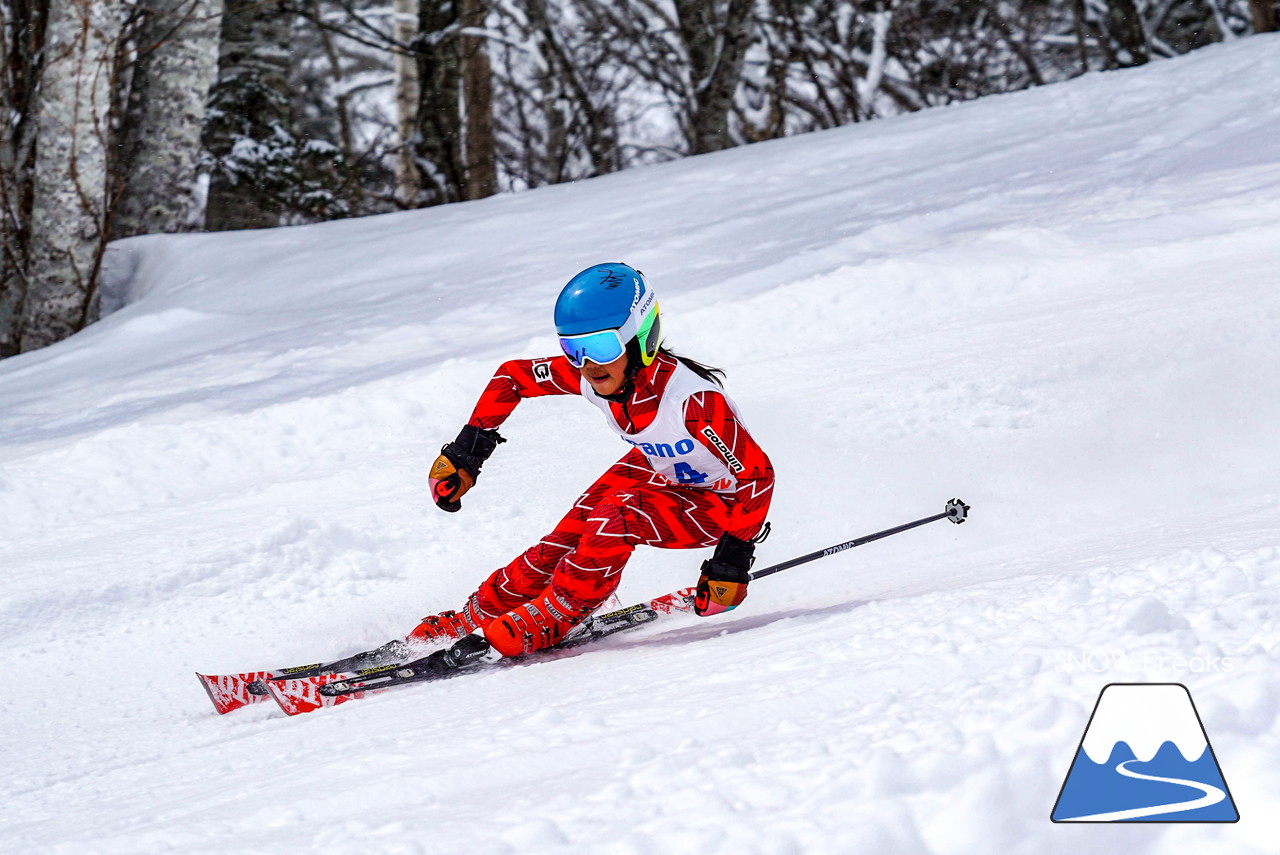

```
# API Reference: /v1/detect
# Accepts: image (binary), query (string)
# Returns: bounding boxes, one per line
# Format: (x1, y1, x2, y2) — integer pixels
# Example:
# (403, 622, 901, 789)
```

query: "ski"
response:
(195, 592, 642, 715)
(265, 587, 698, 716)
(196, 638, 420, 714)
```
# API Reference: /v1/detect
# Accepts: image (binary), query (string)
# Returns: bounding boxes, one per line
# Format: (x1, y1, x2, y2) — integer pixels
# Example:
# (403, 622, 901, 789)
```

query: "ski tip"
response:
(196, 671, 269, 715)
(195, 672, 225, 714)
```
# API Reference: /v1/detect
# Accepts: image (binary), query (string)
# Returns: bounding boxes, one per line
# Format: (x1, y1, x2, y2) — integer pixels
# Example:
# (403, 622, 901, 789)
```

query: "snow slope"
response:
(4, 35, 1280, 854)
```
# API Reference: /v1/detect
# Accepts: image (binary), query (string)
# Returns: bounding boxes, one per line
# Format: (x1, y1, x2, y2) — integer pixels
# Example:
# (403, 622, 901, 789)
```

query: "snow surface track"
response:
(3, 35, 1280, 855)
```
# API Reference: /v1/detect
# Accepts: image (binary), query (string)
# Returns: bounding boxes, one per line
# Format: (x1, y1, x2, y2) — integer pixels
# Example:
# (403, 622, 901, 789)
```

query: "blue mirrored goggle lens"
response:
(559, 330, 625, 368)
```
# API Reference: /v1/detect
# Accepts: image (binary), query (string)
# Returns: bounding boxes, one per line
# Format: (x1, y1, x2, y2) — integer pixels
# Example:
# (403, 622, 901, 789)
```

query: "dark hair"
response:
(659, 345, 725, 387)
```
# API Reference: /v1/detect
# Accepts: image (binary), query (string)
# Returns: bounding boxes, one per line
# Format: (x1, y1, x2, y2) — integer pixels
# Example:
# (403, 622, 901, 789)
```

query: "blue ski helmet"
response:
(554, 263, 662, 368)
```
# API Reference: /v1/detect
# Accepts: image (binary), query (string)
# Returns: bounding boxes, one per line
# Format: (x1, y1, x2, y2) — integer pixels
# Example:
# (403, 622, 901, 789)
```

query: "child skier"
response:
(410, 263, 774, 658)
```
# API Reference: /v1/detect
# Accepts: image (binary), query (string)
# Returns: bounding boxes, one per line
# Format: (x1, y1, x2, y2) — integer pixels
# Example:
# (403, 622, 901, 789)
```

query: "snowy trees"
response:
(0, 0, 46, 356)
(407, 0, 478, 205)
(113, 0, 224, 238)
(2, 0, 219, 355)
(1, 0, 1276, 356)
(672, 0, 757, 154)
(18, 0, 121, 352)
(202, 0, 342, 229)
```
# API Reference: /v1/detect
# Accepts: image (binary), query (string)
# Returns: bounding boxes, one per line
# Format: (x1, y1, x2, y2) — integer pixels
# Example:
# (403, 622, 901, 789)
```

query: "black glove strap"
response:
(701, 532, 755, 582)
(442, 425, 506, 478)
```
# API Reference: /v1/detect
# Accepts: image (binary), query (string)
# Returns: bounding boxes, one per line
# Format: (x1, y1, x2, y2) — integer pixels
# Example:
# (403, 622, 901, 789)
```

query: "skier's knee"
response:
(585, 493, 633, 540)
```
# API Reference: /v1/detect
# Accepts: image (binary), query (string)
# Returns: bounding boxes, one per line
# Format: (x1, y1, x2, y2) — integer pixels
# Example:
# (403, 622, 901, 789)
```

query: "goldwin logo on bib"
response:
(700, 427, 744, 473)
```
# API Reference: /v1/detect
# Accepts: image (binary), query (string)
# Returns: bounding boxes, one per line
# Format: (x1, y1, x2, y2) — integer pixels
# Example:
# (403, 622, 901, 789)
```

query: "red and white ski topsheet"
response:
(648, 588, 696, 614)
(195, 671, 271, 715)
(266, 673, 379, 716)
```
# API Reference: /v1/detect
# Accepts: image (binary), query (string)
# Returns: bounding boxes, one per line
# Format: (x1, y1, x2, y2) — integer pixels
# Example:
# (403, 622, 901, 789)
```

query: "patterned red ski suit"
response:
(463, 351, 774, 627)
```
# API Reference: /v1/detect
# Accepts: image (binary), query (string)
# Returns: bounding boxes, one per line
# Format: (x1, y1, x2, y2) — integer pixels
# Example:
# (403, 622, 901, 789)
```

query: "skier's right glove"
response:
(429, 424, 505, 512)
(694, 532, 755, 616)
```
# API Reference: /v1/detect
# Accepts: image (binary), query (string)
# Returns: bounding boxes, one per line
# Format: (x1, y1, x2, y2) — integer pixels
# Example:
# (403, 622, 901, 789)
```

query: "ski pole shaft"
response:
(748, 498, 970, 581)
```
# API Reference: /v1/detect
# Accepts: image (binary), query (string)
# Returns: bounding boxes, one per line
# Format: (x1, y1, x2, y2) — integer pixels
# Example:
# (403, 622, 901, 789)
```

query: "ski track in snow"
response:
(3, 35, 1280, 855)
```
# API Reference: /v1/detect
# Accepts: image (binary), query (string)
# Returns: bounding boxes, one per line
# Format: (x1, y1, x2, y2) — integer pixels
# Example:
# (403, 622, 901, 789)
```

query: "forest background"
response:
(2, 0, 1277, 357)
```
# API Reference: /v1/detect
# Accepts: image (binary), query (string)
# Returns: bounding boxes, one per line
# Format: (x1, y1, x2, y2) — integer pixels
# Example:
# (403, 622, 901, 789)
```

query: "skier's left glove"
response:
(430, 424, 505, 513)
(694, 532, 755, 616)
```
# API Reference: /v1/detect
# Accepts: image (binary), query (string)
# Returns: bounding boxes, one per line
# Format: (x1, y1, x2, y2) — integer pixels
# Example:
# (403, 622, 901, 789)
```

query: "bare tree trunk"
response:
(1105, 0, 1150, 65)
(458, 0, 496, 200)
(112, 0, 224, 238)
(203, 0, 292, 231)
(0, 208, 23, 355)
(413, 0, 464, 204)
(393, 0, 421, 205)
(20, 0, 121, 352)
(1070, 0, 1092, 74)
(858, 3, 895, 119)
(1, 0, 50, 356)
(1250, 0, 1277, 32)
(674, 0, 755, 154)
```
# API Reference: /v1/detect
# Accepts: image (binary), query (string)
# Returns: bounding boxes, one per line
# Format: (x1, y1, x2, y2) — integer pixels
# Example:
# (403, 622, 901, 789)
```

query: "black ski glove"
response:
(694, 532, 755, 616)
(429, 425, 506, 513)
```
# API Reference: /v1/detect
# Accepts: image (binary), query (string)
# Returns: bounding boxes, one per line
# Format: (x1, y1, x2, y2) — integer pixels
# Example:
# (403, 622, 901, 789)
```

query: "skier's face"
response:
(581, 357, 628, 396)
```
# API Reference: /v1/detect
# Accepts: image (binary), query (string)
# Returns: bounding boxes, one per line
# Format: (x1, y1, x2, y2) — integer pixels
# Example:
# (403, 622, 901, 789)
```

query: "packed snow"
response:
(4, 35, 1280, 855)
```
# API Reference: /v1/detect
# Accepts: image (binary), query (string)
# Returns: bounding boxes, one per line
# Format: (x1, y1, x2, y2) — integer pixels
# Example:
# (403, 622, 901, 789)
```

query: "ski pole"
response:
(748, 498, 970, 581)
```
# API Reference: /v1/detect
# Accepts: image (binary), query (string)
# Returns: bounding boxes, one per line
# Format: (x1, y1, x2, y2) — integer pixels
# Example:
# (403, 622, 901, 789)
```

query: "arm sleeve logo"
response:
(699, 426, 744, 473)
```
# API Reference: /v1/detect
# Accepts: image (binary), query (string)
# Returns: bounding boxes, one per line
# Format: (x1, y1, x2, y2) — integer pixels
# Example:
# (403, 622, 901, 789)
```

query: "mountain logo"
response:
(1051, 683, 1239, 823)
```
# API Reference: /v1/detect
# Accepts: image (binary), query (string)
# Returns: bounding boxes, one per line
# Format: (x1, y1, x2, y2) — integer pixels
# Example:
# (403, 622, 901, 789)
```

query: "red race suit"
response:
(460, 351, 774, 631)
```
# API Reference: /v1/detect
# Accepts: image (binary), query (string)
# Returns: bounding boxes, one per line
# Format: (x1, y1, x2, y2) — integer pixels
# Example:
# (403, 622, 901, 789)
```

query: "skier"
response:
(409, 263, 774, 659)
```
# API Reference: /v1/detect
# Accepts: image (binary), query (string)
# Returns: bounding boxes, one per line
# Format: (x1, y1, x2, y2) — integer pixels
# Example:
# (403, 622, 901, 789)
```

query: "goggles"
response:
(559, 328, 627, 368)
